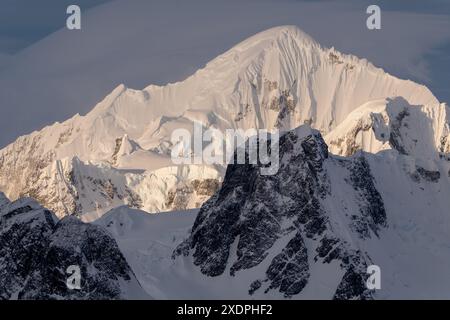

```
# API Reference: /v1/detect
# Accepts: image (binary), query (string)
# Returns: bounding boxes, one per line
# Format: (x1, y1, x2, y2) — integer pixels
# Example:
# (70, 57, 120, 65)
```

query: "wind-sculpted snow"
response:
(175, 127, 387, 298)
(0, 26, 443, 218)
(326, 97, 450, 159)
(0, 193, 147, 299)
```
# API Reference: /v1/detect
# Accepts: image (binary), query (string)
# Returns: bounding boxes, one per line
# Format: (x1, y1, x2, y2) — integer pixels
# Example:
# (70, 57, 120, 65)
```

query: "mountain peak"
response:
(0, 25, 442, 218)
(235, 25, 317, 49)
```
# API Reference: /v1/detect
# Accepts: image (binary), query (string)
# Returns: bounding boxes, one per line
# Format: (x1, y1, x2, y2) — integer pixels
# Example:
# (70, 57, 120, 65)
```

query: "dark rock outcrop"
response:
(175, 126, 387, 299)
(0, 193, 146, 300)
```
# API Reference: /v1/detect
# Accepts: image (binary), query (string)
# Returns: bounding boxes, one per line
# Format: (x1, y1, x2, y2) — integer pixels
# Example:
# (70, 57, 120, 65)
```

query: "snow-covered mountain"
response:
(1, 24, 448, 300)
(0, 25, 447, 219)
(0, 192, 148, 299)
(96, 124, 450, 299)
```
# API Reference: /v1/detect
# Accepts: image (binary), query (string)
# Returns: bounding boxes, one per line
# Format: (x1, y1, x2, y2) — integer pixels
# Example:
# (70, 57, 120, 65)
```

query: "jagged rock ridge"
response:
(89, 121, 450, 299)
(175, 127, 388, 299)
(0, 193, 147, 299)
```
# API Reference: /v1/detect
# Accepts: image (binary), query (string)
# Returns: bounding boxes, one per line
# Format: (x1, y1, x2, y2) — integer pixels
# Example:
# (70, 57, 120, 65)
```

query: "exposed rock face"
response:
(175, 126, 387, 299)
(0, 193, 146, 300)
(413, 167, 441, 183)
(165, 178, 221, 211)
(343, 156, 387, 238)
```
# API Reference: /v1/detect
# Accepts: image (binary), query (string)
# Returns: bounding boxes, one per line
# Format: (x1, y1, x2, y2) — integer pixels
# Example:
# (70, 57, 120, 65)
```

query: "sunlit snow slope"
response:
(0, 26, 447, 218)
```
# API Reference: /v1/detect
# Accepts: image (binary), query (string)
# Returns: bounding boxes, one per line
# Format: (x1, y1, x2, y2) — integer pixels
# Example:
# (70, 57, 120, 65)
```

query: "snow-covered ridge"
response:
(325, 97, 450, 160)
(0, 25, 446, 218)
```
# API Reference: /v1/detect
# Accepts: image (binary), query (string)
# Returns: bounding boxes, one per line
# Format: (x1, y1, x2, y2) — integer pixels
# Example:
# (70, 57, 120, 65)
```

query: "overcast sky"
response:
(0, 0, 449, 148)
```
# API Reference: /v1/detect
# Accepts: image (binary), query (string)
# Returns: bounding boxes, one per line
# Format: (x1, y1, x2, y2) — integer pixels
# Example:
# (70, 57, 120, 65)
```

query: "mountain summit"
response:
(0, 26, 446, 218)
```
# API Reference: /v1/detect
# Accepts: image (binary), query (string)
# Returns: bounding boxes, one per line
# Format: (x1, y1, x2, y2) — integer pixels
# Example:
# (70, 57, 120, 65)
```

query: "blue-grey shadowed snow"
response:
(0, 0, 449, 148)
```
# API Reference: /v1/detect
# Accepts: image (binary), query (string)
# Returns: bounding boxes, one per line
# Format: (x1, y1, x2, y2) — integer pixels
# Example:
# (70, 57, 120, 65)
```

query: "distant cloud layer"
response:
(0, 0, 449, 147)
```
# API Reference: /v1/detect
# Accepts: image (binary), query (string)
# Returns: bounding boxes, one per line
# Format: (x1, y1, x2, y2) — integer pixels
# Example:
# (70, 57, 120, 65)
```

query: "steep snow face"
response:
(0, 25, 443, 218)
(0, 194, 148, 300)
(99, 126, 450, 299)
(32, 26, 438, 160)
